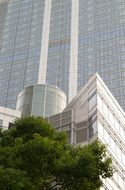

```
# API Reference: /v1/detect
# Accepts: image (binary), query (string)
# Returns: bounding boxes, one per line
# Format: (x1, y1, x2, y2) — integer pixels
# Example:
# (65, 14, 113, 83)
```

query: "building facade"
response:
(16, 84, 66, 117)
(47, 73, 125, 190)
(0, 0, 45, 109)
(0, 105, 21, 130)
(1, 0, 125, 110)
(1, 71, 125, 189)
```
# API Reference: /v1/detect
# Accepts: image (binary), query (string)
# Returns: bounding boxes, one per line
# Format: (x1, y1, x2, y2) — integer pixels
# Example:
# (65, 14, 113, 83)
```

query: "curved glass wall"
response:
(16, 84, 66, 117)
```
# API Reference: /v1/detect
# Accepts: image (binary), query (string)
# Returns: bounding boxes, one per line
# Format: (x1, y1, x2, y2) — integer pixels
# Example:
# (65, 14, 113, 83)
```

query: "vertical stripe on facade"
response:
(69, 0, 79, 102)
(38, 0, 52, 84)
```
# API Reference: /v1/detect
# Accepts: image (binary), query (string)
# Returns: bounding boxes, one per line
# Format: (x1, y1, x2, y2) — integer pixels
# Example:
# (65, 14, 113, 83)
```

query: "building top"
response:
(18, 83, 66, 99)
(16, 83, 66, 118)
(66, 73, 125, 119)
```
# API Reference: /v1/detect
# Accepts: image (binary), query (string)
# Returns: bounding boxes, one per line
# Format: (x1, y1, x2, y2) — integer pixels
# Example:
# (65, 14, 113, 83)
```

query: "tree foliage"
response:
(0, 117, 113, 190)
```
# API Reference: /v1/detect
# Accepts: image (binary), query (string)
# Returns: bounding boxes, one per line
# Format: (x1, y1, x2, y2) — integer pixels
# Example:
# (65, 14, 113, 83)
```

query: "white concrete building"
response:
(47, 73, 125, 190)
(0, 106, 21, 130)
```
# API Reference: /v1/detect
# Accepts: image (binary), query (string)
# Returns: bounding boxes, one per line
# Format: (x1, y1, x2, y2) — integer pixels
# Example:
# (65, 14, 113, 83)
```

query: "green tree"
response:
(0, 117, 113, 190)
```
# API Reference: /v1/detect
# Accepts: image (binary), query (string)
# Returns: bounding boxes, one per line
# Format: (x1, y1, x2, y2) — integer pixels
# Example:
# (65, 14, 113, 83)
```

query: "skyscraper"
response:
(1, 0, 125, 110)
(0, 0, 45, 109)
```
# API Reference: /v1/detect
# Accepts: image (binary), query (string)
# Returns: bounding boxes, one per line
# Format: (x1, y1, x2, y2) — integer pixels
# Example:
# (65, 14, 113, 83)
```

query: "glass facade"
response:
(46, 0, 72, 98)
(16, 84, 66, 117)
(0, 0, 45, 109)
(78, 0, 125, 110)
(1, 0, 125, 111)
(47, 109, 72, 144)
